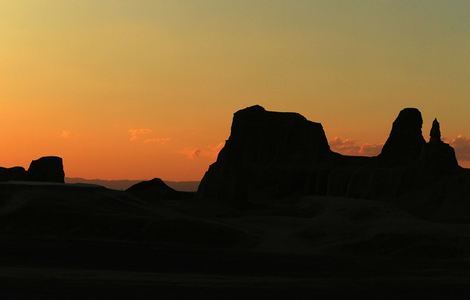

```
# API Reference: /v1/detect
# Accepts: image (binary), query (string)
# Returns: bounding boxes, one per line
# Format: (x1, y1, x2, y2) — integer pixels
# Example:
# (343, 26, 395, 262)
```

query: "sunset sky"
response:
(1, 0, 469, 180)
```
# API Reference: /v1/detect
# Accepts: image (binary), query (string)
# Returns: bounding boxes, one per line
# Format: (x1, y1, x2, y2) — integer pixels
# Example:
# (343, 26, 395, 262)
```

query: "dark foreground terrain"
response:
(2, 106, 470, 299)
(1, 182, 470, 299)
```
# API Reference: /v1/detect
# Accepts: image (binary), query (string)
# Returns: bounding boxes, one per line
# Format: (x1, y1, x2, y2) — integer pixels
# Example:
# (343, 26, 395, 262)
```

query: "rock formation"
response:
(0, 156, 65, 183)
(127, 178, 194, 201)
(0, 167, 28, 181)
(198, 105, 336, 206)
(198, 105, 465, 218)
(27, 156, 65, 183)
(430, 118, 441, 142)
(419, 118, 458, 172)
(378, 108, 426, 166)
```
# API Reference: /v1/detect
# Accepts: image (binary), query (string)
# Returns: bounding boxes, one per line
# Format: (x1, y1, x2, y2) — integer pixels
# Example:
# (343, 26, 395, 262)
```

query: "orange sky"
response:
(1, 1, 469, 180)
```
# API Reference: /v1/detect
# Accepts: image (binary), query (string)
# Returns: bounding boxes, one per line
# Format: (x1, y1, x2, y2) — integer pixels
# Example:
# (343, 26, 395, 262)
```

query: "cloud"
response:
(449, 135, 470, 162)
(329, 137, 382, 157)
(128, 128, 170, 145)
(128, 128, 153, 141)
(179, 142, 224, 160)
(60, 130, 71, 139)
(359, 143, 383, 156)
(329, 135, 470, 165)
(329, 137, 360, 155)
(180, 148, 202, 160)
(144, 137, 171, 144)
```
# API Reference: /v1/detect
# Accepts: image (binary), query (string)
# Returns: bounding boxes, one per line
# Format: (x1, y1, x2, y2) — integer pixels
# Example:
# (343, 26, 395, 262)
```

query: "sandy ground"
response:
(2, 183, 470, 299)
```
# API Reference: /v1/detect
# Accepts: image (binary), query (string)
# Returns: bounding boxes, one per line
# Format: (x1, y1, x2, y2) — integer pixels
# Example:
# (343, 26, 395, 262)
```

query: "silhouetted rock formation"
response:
(419, 118, 458, 172)
(198, 105, 337, 206)
(127, 178, 194, 201)
(0, 167, 28, 181)
(0, 156, 65, 183)
(27, 156, 65, 183)
(430, 118, 441, 143)
(198, 105, 468, 219)
(378, 108, 426, 166)
(329, 115, 461, 207)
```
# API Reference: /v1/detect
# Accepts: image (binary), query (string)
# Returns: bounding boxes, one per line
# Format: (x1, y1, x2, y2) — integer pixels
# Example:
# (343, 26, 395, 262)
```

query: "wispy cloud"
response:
(329, 135, 470, 165)
(179, 142, 224, 160)
(449, 135, 470, 162)
(128, 128, 153, 141)
(144, 137, 171, 144)
(128, 128, 170, 144)
(329, 137, 382, 157)
(179, 148, 202, 160)
(176, 135, 470, 167)
(60, 130, 72, 139)
(359, 143, 383, 156)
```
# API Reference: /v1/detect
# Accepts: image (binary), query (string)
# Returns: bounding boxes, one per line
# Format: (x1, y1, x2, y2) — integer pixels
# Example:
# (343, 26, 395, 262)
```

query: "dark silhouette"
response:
(27, 156, 65, 183)
(0, 166, 28, 181)
(0, 156, 65, 183)
(430, 118, 441, 142)
(198, 105, 470, 221)
(419, 118, 458, 173)
(65, 177, 200, 191)
(2, 106, 470, 299)
(198, 105, 334, 206)
(126, 178, 194, 201)
(378, 108, 426, 166)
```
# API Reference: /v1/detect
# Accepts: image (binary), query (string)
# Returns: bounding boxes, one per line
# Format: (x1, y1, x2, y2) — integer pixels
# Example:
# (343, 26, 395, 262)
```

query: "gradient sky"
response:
(1, 0, 469, 180)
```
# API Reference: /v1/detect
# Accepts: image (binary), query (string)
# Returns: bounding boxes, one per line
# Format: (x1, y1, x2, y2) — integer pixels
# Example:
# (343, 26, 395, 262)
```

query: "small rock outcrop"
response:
(378, 108, 426, 166)
(27, 156, 65, 183)
(0, 167, 28, 181)
(127, 178, 194, 201)
(198, 105, 335, 205)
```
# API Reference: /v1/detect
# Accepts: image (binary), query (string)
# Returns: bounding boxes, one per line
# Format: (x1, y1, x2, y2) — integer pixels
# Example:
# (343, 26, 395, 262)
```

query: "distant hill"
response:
(65, 177, 200, 192)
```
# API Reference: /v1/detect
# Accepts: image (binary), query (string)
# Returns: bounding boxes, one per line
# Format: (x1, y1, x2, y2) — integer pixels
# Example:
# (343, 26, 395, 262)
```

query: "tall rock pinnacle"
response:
(378, 108, 426, 166)
(430, 118, 441, 143)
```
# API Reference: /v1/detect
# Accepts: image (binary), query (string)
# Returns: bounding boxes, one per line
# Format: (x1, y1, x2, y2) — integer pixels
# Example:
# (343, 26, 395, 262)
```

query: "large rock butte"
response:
(27, 156, 65, 183)
(198, 105, 335, 206)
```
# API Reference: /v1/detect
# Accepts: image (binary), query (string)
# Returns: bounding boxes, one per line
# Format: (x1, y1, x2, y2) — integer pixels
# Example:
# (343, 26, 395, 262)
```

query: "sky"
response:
(0, 0, 469, 180)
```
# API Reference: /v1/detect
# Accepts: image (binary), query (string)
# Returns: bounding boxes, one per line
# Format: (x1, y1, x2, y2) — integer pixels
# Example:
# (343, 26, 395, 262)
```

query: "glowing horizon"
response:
(1, 1, 469, 180)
